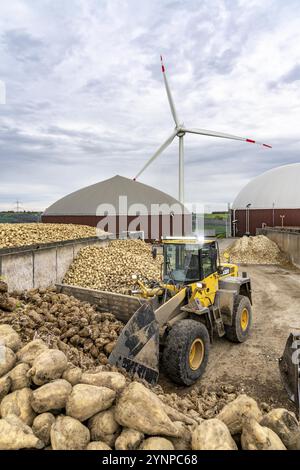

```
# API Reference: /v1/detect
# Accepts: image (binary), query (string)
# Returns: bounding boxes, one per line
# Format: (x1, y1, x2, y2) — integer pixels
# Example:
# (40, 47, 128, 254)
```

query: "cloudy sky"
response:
(0, 0, 300, 212)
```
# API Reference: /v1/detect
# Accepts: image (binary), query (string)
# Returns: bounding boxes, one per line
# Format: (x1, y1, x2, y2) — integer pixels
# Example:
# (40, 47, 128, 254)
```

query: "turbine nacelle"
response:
(176, 127, 185, 138)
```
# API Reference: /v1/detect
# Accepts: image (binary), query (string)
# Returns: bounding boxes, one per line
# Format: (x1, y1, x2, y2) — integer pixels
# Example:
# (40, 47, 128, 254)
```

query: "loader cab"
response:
(162, 237, 218, 285)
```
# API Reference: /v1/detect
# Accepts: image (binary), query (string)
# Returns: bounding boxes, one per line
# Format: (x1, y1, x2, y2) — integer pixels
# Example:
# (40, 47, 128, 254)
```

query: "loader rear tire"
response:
(225, 295, 252, 343)
(162, 319, 210, 386)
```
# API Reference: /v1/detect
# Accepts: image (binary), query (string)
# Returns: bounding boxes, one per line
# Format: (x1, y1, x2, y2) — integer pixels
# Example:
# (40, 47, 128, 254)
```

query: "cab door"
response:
(194, 243, 219, 306)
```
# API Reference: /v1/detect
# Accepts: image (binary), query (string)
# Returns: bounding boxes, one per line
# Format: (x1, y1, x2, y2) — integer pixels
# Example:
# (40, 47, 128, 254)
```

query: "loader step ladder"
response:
(211, 306, 225, 337)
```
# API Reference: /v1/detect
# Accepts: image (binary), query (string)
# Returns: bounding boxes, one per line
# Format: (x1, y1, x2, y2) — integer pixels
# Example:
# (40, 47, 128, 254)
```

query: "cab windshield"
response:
(164, 243, 200, 283)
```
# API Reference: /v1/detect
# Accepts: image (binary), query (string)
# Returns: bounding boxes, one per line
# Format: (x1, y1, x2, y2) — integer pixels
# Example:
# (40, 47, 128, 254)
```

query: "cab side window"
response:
(201, 245, 217, 278)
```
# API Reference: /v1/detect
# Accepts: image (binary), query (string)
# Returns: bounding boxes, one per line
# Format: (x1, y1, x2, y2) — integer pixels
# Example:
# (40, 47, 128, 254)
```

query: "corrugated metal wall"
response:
(42, 214, 192, 242)
(232, 208, 300, 236)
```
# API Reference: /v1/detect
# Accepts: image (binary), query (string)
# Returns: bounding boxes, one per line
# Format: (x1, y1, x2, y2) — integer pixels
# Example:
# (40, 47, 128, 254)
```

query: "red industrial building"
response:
(42, 175, 191, 242)
(232, 163, 300, 236)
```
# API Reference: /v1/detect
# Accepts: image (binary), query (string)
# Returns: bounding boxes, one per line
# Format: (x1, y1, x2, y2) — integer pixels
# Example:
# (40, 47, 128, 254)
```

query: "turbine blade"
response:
(183, 127, 272, 148)
(160, 56, 180, 127)
(134, 130, 177, 180)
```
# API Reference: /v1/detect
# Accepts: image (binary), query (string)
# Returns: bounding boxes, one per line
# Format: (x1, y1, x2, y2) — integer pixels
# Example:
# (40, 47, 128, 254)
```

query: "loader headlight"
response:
(132, 274, 138, 280)
(196, 282, 203, 288)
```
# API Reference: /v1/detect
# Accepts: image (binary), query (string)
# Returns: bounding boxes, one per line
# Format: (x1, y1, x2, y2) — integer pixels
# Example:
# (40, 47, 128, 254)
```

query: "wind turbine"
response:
(134, 56, 272, 204)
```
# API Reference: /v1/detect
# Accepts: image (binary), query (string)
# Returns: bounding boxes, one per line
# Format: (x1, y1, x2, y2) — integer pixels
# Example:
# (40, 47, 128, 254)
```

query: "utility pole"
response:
(227, 202, 231, 238)
(245, 203, 251, 236)
(14, 200, 23, 213)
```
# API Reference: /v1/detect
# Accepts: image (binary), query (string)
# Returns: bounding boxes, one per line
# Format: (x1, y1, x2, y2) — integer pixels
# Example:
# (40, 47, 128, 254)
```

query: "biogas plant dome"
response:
(232, 163, 300, 210)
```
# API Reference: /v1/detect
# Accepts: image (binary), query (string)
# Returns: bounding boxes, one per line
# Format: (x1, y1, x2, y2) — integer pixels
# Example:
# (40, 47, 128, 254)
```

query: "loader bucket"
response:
(279, 332, 300, 417)
(108, 302, 160, 385)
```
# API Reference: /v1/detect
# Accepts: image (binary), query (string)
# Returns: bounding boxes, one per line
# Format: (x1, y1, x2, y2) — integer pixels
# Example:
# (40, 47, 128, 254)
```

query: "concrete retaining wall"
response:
(258, 228, 300, 268)
(0, 237, 108, 292)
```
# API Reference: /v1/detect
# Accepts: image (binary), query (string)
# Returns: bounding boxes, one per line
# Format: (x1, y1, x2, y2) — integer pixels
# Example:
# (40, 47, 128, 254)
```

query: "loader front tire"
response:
(225, 295, 252, 343)
(162, 319, 210, 386)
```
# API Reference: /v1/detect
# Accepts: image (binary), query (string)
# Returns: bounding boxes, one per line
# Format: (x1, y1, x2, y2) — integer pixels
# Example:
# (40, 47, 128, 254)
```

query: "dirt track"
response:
(161, 263, 300, 412)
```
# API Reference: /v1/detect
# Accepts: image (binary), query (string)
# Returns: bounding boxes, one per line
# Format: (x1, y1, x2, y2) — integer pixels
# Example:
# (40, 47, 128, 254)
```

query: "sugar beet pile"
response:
(0, 223, 101, 249)
(0, 284, 123, 370)
(1, 315, 300, 450)
(63, 240, 163, 293)
(225, 235, 287, 265)
(1, 281, 300, 450)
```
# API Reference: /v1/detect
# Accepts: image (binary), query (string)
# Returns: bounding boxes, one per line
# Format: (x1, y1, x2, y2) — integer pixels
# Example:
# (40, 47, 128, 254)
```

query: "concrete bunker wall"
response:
(0, 237, 108, 292)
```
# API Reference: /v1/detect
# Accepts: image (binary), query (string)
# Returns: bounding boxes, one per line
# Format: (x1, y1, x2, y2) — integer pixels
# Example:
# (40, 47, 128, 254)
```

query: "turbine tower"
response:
(134, 56, 272, 204)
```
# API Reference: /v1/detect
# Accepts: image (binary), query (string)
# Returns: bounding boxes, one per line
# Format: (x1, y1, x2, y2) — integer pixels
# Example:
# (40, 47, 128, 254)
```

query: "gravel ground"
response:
(161, 262, 300, 413)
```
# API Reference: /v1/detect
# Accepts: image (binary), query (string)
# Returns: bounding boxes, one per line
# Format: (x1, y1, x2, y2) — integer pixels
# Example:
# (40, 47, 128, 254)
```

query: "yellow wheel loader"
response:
(107, 236, 253, 386)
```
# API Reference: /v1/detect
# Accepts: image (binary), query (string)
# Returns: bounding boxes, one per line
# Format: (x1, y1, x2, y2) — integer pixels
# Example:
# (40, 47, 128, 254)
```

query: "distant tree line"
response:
(0, 211, 42, 223)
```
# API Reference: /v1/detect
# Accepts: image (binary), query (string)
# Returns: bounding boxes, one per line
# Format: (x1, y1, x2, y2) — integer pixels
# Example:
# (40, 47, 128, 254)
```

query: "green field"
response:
(192, 212, 229, 238)
(205, 212, 228, 220)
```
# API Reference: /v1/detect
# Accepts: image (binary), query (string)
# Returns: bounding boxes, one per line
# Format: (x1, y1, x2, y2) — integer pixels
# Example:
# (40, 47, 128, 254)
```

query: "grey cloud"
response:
(269, 64, 300, 89)
(2, 29, 45, 63)
(281, 64, 300, 84)
(0, 101, 52, 121)
(0, 125, 54, 149)
(206, 49, 240, 75)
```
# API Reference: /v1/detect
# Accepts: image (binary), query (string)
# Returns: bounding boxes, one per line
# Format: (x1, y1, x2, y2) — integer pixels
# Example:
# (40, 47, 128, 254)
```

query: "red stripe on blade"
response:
(246, 139, 256, 144)
(162, 65, 165, 72)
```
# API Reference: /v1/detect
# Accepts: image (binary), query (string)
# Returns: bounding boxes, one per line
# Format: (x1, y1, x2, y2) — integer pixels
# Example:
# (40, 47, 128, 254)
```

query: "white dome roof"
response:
(232, 163, 300, 210)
